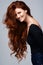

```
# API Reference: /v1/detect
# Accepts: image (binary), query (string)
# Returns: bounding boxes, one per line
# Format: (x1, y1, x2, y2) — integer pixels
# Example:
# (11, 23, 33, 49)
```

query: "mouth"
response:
(18, 18, 22, 21)
(17, 16, 23, 22)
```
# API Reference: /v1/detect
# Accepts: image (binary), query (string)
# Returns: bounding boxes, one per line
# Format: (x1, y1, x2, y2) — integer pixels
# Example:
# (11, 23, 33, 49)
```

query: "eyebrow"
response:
(15, 12, 21, 16)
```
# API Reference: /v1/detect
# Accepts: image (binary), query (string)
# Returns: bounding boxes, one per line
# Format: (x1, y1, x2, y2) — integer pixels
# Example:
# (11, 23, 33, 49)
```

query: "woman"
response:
(4, 1, 43, 64)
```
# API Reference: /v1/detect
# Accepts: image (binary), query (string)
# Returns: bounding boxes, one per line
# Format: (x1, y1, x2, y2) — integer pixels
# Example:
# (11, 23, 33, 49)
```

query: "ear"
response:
(25, 10, 27, 13)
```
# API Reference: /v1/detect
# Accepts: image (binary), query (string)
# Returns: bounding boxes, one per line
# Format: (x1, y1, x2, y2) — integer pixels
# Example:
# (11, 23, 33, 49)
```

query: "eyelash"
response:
(15, 12, 21, 17)
(18, 12, 21, 14)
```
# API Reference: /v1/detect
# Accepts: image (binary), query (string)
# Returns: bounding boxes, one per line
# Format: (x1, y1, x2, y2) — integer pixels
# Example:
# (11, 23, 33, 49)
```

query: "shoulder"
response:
(29, 24, 43, 36)
(29, 16, 42, 29)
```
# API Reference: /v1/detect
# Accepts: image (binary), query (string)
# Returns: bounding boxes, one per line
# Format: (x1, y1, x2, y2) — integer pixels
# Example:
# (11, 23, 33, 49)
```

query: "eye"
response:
(15, 12, 21, 17)
(18, 12, 21, 14)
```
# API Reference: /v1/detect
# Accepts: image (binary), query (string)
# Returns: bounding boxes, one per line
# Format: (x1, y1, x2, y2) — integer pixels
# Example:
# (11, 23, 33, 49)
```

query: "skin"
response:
(15, 8, 41, 33)
(5, 0, 42, 60)
(15, 8, 27, 22)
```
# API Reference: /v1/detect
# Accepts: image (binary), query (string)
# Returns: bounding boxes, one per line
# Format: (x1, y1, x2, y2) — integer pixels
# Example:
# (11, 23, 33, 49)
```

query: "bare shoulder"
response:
(29, 16, 41, 29)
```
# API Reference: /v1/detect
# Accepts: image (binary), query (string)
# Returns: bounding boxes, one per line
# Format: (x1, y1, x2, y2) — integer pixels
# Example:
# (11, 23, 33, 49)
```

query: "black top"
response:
(27, 24, 43, 53)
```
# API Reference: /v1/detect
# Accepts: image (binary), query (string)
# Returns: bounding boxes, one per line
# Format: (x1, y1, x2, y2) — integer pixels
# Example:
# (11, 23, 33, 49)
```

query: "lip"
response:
(18, 18, 21, 21)
(17, 17, 23, 22)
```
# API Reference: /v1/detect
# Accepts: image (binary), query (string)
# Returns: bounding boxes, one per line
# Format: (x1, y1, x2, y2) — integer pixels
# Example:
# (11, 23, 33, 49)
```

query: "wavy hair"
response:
(4, 1, 32, 60)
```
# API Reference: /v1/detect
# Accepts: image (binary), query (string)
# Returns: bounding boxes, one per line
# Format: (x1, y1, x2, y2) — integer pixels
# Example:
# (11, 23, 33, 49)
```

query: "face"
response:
(14, 8, 27, 22)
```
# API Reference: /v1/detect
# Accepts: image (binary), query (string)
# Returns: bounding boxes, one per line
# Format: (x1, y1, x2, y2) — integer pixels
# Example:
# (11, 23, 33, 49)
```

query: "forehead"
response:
(15, 8, 24, 12)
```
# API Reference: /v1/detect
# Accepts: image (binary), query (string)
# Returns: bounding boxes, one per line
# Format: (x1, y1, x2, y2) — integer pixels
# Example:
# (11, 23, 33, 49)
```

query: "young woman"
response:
(4, 1, 43, 65)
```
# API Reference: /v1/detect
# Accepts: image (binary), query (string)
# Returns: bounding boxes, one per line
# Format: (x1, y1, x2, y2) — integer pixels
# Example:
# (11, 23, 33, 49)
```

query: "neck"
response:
(25, 14, 31, 26)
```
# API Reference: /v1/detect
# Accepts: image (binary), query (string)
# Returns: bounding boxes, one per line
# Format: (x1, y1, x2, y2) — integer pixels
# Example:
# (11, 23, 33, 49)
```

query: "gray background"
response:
(0, 0, 43, 65)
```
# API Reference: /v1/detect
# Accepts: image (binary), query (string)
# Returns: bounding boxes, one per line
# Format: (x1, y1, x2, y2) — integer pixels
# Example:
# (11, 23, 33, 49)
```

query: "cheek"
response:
(22, 12, 26, 19)
(20, 12, 24, 16)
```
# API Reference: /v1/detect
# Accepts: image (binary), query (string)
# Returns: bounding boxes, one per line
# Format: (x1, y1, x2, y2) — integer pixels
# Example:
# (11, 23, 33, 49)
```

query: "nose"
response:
(16, 14, 20, 19)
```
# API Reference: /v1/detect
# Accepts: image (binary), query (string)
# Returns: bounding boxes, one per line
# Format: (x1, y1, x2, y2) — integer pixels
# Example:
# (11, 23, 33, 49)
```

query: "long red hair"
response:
(4, 1, 32, 60)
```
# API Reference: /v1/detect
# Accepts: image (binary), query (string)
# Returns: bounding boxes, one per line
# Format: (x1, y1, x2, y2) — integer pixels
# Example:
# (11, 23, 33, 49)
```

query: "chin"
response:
(20, 21, 23, 22)
(20, 19, 24, 22)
